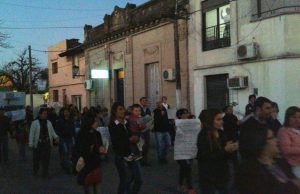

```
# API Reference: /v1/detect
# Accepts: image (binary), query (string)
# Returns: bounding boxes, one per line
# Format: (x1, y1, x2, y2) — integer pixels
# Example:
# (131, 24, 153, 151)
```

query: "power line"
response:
(4, 14, 103, 23)
(0, 26, 82, 30)
(0, 2, 110, 12)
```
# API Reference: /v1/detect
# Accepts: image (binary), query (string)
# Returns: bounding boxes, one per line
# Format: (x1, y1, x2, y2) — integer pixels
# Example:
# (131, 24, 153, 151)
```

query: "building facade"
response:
(84, 0, 189, 110)
(48, 39, 88, 110)
(189, 0, 300, 120)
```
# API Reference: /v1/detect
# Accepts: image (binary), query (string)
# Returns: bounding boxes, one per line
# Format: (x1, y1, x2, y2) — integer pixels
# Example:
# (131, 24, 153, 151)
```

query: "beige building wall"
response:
(48, 40, 88, 110)
(86, 21, 189, 110)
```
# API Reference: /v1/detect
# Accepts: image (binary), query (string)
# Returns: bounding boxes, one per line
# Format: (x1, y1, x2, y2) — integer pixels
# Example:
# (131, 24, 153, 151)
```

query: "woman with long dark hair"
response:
(278, 106, 300, 178)
(76, 112, 106, 194)
(236, 125, 300, 194)
(197, 109, 238, 194)
(108, 102, 143, 194)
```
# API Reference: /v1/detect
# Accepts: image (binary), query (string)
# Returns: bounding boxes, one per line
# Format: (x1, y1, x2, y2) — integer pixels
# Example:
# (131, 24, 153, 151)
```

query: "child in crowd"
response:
(126, 104, 146, 161)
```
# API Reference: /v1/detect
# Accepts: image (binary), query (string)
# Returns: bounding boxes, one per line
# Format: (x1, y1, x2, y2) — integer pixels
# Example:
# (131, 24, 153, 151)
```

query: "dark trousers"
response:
(115, 156, 143, 194)
(59, 138, 73, 170)
(200, 180, 229, 194)
(0, 137, 8, 162)
(33, 142, 51, 176)
(141, 131, 150, 164)
(177, 160, 193, 189)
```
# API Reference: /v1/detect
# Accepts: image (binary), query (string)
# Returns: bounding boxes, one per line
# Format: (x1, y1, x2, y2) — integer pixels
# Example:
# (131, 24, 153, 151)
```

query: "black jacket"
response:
(153, 107, 169, 132)
(223, 113, 239, 141)
(109, 121, 131, 157)
(56, 118, 75, 139)
(236, 158, 300, 194)
(197, 128, 229, 185)
(75, 130, 103, 167)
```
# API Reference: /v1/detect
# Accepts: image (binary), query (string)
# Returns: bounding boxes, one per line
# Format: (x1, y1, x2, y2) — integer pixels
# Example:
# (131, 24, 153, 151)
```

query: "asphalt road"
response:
(0, 137, 200, 194)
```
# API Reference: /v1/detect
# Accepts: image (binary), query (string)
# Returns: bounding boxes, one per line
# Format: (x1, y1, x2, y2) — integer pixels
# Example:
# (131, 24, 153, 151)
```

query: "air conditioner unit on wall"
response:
(84, 80, 94, 90)
(237, 43, 259, 60)
(227, 76, 249, 89)
(163, 69, 175, 81)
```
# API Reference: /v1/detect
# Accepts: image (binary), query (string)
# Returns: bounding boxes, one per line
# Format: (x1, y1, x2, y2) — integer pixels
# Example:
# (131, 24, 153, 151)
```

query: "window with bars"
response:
(203, 4, 231, 51)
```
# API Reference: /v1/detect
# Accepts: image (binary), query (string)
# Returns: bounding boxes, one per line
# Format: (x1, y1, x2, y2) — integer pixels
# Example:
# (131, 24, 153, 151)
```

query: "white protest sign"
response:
(174, 119, 201, 160)
(5, 109, 26, 121)
(96, 127, 110, 149)
(0, 92, 26, 121)
(166, 108, 176, 119)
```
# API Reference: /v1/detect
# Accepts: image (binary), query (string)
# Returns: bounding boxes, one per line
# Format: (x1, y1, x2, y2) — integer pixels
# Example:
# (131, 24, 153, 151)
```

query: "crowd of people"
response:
(0, 95, 300, 194)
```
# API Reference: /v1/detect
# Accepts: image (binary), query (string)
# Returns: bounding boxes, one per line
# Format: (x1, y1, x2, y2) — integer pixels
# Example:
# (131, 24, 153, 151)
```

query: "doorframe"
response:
(145, 62, 161, 110)
(205, 73, 229, 109)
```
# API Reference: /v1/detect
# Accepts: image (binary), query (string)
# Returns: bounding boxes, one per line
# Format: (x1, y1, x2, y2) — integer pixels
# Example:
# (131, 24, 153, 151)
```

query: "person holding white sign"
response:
(174, 108, 197, 194)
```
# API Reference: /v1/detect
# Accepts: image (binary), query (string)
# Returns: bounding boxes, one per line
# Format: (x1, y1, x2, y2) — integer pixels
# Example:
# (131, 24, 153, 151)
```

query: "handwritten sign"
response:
(96, 127, 110, 149)
(174, 119, 201, 160)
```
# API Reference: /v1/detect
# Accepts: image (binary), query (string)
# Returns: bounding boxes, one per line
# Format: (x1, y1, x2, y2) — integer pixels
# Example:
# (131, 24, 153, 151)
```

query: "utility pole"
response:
(28, 45, 33, 110)
(174, 0, 182, 108)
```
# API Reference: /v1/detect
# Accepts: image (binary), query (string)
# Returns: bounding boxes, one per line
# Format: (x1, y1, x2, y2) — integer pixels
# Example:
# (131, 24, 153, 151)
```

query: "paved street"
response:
(0, 136, 199, 194)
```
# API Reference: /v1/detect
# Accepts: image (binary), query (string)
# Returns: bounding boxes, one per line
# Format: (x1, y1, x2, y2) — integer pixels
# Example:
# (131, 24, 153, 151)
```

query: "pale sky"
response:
(0, 0, 148, 67)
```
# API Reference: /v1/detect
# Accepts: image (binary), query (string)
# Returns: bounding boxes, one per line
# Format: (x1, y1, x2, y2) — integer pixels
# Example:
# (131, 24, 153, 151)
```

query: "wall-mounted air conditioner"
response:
(237, 43, 259, 60)
(162, 69, 175, 81)
(227, 76, 249, 89)
(84, 80, 94, 90)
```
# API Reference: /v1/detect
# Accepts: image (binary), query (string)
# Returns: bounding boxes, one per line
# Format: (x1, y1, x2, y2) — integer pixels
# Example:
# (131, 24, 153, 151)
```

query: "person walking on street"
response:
(240, 97, 272, 159)
(175, 108, 197, 194)
(236, 125, 300, 194)
(0, 108, 11, 163)
(139, 97, 152, 166)
(109, 102, 143, 194)
(57, 108, 75, 173)
(76, 112, 106, 194)
(278, 106, 300, 178)
(197, 109, 238, 194)
(29, 108, 59, 177)
(245, 94, 256, 116)
(153, 100, 171, 164)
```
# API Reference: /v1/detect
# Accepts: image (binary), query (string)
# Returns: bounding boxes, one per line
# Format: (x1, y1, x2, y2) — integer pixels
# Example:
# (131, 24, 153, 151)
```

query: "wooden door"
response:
(145, 63, 160, 110)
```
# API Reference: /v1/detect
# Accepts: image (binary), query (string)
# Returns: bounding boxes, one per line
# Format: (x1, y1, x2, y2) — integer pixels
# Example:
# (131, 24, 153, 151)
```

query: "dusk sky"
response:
(0, 0, 148, 67)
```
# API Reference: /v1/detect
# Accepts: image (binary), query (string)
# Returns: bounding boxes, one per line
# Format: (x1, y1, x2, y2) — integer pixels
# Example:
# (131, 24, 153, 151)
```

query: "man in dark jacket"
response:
(240, 96, 272, 159)
(0, 108, 11, 163)
(153, 100, 171, 164)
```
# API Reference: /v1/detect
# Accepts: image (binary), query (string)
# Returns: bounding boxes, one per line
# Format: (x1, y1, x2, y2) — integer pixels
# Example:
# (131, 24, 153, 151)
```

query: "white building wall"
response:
(194, 59, 300, 121)
(189, 0, 300, 119)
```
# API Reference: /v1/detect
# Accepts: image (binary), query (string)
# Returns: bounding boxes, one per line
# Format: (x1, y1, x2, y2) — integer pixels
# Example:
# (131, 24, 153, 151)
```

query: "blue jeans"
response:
(59, 138, 73, 170)
(114, 156, 143, 194)
(0, 137, 8, 162)
(155, 132, 171, 161)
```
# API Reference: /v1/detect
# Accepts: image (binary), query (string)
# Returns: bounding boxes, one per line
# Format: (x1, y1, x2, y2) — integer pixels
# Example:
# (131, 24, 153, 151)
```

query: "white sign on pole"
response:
(174, 119, 201, 160)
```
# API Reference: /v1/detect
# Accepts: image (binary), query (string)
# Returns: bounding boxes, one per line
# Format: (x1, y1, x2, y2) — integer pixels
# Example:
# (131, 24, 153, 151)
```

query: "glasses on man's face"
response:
(266, 136, 276, 140)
